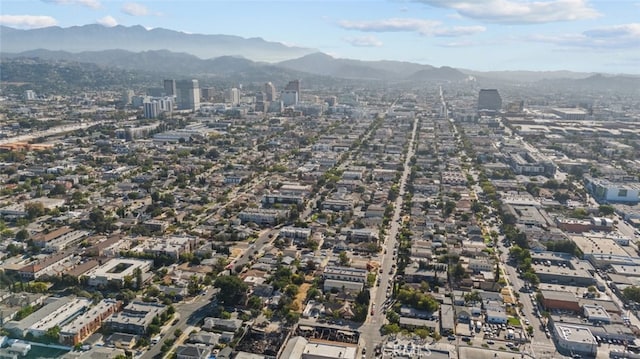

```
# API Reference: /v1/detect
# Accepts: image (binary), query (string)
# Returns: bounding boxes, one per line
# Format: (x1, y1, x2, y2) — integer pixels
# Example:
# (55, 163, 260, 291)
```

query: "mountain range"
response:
(1, 24, 638, 92)
(0, 24, 313, 62)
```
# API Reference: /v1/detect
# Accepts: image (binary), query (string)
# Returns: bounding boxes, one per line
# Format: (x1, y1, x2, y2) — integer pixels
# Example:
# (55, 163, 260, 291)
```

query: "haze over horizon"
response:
(1, 0, 639, 74)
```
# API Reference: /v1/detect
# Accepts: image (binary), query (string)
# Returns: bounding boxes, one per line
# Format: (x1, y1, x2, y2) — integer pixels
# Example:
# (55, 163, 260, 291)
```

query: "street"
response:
(141, 287, 220, 359)
(359, 114, 419, 358)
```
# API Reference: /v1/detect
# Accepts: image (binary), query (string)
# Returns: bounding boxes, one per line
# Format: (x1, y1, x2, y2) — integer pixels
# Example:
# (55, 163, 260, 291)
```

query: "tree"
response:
(45, 325, 61, 342)
(305, 259, 317, 272)
(545, 240, 581, 257)
(356, 289, 371, 306)
(623, 286, 640, 303)
(134, 267, 143, 290)
(247, 295, 263, 311)
(187, 275, 201, 296)
(49, 183, 67, 196)
(598, 205, 615, 216)
(338, 251, 350, 266)
(15, 228, 30, 241)
(494, 263, 501, 282)
(452, 263, 466, 281)
(214, 275, 248, 304)
(464, 291, 482, 304)
(522, 271, 540, 286)
(25, 201, 45, 220)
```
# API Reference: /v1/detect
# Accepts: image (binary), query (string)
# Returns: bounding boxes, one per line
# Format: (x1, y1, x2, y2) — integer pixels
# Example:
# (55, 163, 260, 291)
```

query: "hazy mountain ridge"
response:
(276, 52, 437, 80)
(276, 52, 465, 82)
(539, 74, 640, 94)
(459, 69, 597, 82)
(2, 49, 260, 76)
(0, 57, 159, 93)
(0, 25, 314, 62)
(2, 26, 638, 93)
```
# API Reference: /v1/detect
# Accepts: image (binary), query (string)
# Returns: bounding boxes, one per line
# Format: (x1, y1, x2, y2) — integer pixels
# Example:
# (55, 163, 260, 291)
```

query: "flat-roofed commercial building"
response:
(583, 304, 611, 324)
(280, 336, 358, 359)
(585, 176, 640, 203)
(553, 324, 597, 356)
(540, 290, 580, 312)
(533, 263, 596, 287)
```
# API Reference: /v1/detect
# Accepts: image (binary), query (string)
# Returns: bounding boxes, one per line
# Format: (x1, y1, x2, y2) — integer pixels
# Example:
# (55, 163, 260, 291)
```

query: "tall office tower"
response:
(147, 87, 164, 97)
(227, 88, 240, 105)
(284, 80, 300, 94)
(163, 79, 176, 97)
(281, 90, 298, 106)
(201, 87, 215, 101)
(477, 89, 502, 112)
(176, 79, 200, 111)
(264, 82, 277, 101)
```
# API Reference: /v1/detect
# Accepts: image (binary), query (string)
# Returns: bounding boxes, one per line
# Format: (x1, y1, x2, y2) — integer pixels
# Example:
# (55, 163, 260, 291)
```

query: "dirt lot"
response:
(294, 283, 311, 313)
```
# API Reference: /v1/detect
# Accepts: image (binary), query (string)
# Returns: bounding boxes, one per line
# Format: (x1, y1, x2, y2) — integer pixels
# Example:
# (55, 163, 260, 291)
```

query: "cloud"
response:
(339, 18, 439, 33)
(529, 23, 640, 49)
(0, 15, 57, 29)
(414, 0, 601, 24)
(121, 3, 149, 16)
(438, 40, 475, 47)
(343, 35, 384, 47)
(96, 15, 118, 27)
(338, 18, 485, 37)
(435, 26, 486, 37)
(584, 23, 640, 39)
(41, 0, 101, 9)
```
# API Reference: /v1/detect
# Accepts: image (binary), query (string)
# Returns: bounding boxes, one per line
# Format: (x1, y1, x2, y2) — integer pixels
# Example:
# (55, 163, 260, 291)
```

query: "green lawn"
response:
(507, 317, 521, 326)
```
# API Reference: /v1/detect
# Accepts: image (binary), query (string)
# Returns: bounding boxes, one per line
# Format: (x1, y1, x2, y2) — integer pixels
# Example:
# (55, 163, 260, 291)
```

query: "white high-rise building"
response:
(264, 82, 276, 101)
(227, 88, 240, 105)
(143, 101, 161, 119)
(143, 96, 174, 119)
(24, 90, 36, 101)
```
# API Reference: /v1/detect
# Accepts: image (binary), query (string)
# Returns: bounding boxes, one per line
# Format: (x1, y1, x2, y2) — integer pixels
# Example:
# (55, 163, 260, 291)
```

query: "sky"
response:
(1, 0, 640, 73)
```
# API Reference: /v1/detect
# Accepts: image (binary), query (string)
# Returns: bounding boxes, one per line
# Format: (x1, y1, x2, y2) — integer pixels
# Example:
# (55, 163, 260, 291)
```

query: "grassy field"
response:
(507, 317, 521, 326)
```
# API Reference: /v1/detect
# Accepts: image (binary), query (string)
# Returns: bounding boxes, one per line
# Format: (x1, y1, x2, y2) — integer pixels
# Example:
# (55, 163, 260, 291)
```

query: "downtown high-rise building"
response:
(281, 90, 298, 106)
(284, 79, 300, 94)
(175, 79, 200, 111)
(227, 88, 240, 106)
(477, 89, 502, 113)
(163, 79, 176, 97)
(264, 82, 277, 101)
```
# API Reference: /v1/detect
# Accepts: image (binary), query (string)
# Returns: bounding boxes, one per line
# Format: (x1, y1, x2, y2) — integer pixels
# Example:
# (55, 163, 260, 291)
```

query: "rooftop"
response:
(554, 324, 596, 344)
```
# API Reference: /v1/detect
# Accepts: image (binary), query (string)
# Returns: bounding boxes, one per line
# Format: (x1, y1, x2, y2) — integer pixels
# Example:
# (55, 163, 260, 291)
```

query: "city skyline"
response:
(1, 0, 639, 73)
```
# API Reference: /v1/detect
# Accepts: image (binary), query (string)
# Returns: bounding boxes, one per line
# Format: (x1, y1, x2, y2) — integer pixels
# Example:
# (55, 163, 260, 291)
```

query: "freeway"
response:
(0, 121, 112, 145)
(359, 114, 419, 358)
